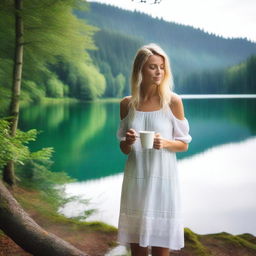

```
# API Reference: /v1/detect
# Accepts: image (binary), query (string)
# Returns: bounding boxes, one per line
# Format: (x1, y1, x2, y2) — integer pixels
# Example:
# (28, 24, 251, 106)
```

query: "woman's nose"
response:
(156, 67, 161, 74)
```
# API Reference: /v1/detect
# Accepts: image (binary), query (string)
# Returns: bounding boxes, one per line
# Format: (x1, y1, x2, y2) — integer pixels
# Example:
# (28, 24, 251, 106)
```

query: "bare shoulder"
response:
(169, 92, 185, 120)
(120, 96, 132, 120)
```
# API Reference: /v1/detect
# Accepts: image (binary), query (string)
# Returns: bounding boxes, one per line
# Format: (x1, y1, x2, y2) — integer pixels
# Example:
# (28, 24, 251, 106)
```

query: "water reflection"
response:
(59, 137, 256, 235)
(19, 97, 256, 180)
(183, 98, 256, 158)
(20, 102, 71, 130)
(20, 102, 111, 179)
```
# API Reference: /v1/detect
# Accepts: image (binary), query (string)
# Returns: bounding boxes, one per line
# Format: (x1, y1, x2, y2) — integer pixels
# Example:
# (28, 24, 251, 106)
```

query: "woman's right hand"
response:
(125, 129, 137, 145)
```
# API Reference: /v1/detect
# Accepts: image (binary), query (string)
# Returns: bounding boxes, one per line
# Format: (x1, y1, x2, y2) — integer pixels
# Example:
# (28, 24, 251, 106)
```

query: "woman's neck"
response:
(140, 84, 158, 102)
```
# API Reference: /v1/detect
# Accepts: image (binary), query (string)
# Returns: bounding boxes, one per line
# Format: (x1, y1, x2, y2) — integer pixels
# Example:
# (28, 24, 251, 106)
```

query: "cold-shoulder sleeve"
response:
(116, 117, 128, 141)
(172, 117, 192, 144)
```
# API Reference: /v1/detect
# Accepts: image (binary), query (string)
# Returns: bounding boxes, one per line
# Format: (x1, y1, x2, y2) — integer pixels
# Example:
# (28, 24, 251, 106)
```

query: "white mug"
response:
(139, 131, 155, 149)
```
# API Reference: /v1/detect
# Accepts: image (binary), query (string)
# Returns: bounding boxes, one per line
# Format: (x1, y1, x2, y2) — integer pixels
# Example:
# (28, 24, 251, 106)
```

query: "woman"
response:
(117, 43, 192, 256)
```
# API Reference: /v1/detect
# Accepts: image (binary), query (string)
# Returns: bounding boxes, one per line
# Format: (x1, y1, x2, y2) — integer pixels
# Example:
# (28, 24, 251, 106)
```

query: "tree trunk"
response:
(0, 180, 88, 256)
(11, 0, 23, 135)
(3, 0, 24, 185)
(3, 161, 16, 186)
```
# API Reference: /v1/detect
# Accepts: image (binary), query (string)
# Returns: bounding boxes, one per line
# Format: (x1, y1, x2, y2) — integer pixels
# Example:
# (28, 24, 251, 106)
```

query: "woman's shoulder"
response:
(120, 96, 132, 120)
(169, 92, 185, 120)
(120, 96, 131, 105)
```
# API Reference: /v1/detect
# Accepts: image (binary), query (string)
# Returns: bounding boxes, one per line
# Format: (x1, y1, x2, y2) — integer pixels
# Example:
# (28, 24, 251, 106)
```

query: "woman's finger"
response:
(128, 128, 136, 134)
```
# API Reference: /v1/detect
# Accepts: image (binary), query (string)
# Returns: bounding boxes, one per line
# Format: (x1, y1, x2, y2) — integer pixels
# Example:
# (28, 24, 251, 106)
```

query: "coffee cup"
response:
(139, 131, 155, 149)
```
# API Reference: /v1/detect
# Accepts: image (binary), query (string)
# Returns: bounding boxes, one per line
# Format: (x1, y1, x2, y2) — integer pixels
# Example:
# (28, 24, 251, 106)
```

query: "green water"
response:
(19, 97, 256, 181)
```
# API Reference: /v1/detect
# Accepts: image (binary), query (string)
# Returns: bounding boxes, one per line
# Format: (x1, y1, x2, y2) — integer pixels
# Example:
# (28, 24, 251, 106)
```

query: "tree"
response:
(0, 179, 88, 256)
(3, 0, 24, 186)
(0, 119, 90, 255)
(1, 0, 98, 185)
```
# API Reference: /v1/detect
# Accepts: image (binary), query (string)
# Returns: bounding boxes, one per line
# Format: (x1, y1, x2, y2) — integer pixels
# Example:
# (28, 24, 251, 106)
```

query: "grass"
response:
(14, 183, 117, 233)
(210, 232, 256, 250)
(184, 228, 213, 256)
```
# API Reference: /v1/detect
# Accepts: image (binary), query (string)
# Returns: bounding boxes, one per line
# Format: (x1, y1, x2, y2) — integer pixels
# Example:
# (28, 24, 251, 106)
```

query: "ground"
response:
(0, 185, 117, 256)
(0, 186, 256, 256)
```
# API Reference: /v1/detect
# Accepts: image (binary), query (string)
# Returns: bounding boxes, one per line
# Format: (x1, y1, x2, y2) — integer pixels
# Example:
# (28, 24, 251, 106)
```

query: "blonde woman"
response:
(117, 43, 192, 256)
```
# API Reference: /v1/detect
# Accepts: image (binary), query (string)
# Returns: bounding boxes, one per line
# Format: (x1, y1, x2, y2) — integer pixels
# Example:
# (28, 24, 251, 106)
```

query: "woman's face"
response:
(141, 54, 165, 86)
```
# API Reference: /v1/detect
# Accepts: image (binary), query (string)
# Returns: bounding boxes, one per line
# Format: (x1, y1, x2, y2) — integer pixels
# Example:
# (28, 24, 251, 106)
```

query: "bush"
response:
(0, 118, 53, 170)
(22, 80, 45, 103)
(46, 76, 66, 98)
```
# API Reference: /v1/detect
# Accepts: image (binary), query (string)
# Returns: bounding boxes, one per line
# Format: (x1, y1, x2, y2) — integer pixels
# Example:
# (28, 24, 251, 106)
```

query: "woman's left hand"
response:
(153, 133, 168, 150)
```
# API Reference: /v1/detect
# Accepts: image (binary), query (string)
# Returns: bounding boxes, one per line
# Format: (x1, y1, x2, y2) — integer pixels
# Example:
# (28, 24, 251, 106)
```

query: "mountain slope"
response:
(76, 2, 256, 75)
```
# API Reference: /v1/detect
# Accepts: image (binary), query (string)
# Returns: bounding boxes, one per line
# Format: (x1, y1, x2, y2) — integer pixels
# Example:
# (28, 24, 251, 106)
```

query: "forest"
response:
(0, 0, 105, 114)
(78, 2, 256, 95)
(1, 1, 256, 114)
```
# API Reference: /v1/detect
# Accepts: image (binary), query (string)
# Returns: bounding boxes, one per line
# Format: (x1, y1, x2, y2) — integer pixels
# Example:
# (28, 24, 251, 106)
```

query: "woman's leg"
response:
(130, 243, 148, 256)
(151, 246, 170, 256)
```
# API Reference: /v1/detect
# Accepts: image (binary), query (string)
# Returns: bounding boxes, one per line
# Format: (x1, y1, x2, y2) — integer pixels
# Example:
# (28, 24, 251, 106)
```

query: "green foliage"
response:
(16, 159, 74, 211)
(0, 116, 75, 215)
(78, 63, 106, 100)
(77, 2, 256, 76)
(89, 29, 142, 97)
(21, 0, 96, 67)
(45, 76, 66, 98)
(0, 118, 93, 221)
(180, 55, 256, 94)
(69, 209, 98, 222)
(0, 87, 11, 116)
(2, 0, 255, 102)
(0, 0, 104, 105)
(22, 80, 45, 103)
(184, 228, 212, 256)
(52, 60, 106, 100)
(17, 159, 72, 188)
(210, 232, 256, 250)
(16, 158, 99, 221)
(0, 118, 53, 170)
(77, 2, 256, 95)
(0, 115, 96, 221)
(0, 57, 13, 115)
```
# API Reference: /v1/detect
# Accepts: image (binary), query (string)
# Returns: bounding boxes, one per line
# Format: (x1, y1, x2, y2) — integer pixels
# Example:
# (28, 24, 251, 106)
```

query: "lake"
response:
(19, 95, 256, 236)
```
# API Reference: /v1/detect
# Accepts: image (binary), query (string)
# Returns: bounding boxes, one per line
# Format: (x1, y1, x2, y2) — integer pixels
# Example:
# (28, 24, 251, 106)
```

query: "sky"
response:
(87, 0, 256, 43)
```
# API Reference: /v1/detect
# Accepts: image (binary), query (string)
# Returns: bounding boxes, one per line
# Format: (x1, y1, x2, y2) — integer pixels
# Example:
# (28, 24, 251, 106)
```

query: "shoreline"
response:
(0, 183, 256, 256)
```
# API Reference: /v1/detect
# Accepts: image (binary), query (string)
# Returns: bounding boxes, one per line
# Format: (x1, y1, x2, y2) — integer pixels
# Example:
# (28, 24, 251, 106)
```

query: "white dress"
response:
(117, 106, 192, 250)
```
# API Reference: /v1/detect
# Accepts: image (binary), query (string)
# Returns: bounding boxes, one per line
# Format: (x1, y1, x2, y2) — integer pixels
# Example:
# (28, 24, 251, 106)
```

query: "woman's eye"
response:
(149, 65, 164, 70)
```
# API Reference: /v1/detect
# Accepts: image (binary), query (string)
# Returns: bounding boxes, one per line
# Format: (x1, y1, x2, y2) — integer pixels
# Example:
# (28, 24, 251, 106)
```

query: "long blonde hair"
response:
(130, 43, 173, 111)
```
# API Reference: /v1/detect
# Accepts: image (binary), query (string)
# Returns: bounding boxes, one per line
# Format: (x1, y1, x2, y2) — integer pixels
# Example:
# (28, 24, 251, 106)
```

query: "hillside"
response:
(74, 2, 256, 95)
(77, 2, 256, 75)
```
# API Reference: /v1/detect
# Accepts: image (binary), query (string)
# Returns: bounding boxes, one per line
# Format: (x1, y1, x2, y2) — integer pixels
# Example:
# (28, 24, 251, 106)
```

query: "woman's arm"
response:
(154, 93, 189, 152)
(154, 134, 188, 152)
(119, 97, 137, 155)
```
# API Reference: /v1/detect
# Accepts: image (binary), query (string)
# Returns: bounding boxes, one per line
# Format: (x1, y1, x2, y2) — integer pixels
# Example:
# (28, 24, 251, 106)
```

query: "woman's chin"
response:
(153, 81, 161, 86)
